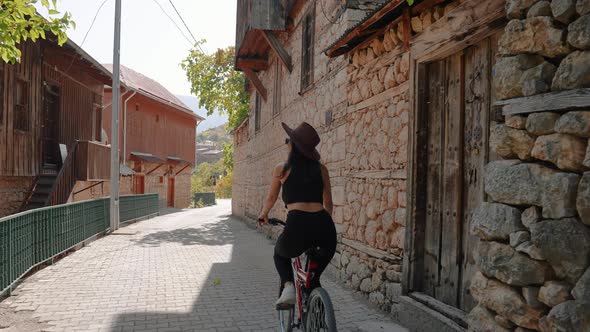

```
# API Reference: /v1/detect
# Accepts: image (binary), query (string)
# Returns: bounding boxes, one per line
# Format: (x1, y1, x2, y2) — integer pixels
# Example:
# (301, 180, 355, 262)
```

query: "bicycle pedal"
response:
(275, 303, 294, 311)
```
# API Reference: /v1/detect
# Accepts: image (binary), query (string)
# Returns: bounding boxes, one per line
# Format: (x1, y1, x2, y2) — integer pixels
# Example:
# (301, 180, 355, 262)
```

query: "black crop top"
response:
(281, 161, 324, 206)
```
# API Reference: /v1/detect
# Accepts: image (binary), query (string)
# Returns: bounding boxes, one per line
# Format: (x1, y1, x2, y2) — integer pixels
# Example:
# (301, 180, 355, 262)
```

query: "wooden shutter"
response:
(301, 12, 314, 90)
(255, 92, 261, 131)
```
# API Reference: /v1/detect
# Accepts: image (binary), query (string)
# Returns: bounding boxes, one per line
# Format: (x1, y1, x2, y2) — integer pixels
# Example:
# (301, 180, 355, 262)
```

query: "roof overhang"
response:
(120, 163, 136, 176)
(63, 39, 113, 84)
(104, 86, 203, 121)
(167, 156, 192, 165)
(325, 0, 446, 57)
(130, 152, 165, 163)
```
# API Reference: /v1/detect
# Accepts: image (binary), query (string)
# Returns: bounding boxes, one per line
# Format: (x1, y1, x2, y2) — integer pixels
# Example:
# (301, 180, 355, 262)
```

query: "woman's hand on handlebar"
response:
(257, 212, 269, 225)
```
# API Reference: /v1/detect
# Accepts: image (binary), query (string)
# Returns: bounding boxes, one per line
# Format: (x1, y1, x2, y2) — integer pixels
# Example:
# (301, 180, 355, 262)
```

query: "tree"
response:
(222, 142, 233, 171)
(181, 40, 249, 131)
(0, 0, 74, 64)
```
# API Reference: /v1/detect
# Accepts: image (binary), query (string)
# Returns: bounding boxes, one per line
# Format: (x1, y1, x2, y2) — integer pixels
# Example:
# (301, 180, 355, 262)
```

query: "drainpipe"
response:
(123, 91, 137, 163)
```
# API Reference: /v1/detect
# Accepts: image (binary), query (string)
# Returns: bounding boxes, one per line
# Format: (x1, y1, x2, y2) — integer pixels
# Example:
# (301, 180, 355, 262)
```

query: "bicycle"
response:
(259, 218, 338, 332)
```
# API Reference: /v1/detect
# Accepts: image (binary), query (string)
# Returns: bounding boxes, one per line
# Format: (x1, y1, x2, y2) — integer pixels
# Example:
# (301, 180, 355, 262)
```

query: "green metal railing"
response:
(0, 193, 159, 297)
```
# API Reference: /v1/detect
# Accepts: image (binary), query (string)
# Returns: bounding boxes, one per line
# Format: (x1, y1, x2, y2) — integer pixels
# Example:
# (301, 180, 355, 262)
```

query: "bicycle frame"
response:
(292, 251, 318, 327)
(263, 218, 324, 330)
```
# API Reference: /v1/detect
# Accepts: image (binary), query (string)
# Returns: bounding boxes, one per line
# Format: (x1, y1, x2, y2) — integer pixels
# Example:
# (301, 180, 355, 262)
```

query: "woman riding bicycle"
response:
(258, 122, 337, 308)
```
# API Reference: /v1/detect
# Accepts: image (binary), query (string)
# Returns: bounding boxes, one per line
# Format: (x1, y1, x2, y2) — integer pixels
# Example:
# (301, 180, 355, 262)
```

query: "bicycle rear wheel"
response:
(305, 287, 337, 332)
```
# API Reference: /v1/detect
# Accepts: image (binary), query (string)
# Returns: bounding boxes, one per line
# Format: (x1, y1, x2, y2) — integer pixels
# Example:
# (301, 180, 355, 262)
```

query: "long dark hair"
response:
(281, 143, 320, 180)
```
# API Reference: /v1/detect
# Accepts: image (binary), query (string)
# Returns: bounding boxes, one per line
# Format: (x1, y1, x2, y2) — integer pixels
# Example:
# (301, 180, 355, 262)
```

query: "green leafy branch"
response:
(181, 40, 249, 131)
(0, 0, 75, 63)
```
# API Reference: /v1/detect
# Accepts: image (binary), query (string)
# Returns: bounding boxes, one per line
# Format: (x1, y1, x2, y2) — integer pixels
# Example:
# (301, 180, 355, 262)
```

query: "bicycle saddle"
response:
(305, 247, 328, 259)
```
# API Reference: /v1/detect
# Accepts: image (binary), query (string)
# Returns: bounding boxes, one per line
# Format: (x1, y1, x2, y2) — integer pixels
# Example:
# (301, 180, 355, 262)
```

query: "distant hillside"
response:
(197, 124, 231, 149)
(176, 95, 228, 132)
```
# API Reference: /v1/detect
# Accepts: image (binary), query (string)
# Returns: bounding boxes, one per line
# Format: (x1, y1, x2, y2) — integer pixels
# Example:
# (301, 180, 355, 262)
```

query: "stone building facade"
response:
(233, 0, 590, 331)
(467, 0, 590, 331)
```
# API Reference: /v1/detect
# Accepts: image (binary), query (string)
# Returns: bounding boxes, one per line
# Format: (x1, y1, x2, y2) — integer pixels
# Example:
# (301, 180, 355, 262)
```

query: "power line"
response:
(81, 0, 110, 47)
(167, 0, 205, 53)
(59, 0, 110, 79)
(152, 0, 194, 47)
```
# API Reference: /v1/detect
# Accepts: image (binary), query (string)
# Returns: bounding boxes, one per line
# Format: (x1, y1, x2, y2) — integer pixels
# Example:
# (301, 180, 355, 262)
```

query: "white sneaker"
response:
(275, 282, 296, 308)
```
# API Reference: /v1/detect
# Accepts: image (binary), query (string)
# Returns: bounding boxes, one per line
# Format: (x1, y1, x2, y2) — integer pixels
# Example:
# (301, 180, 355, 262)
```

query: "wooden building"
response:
(234, 0, 590, 330)
(0, 36, 113, 217)
(100, 65, 203, 209)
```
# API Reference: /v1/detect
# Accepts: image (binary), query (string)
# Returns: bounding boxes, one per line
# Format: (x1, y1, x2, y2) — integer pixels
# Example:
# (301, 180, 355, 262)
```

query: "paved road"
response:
(0, 200, 407, 332)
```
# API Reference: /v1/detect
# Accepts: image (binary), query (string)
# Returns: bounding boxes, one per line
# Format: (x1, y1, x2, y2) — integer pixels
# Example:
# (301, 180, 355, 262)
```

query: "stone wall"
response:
(0, 176, 33, 217)
(174, 171, 192, 208)
(232, 0, 471, 318)
(468, 1, 590, 331)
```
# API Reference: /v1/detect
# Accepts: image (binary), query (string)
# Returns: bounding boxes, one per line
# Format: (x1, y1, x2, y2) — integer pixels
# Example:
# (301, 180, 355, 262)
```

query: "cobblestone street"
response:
(0, 200, 406, 332)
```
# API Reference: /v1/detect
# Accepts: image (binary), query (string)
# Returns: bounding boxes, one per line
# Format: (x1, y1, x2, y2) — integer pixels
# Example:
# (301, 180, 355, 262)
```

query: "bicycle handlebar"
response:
(258, 217, 285, 226)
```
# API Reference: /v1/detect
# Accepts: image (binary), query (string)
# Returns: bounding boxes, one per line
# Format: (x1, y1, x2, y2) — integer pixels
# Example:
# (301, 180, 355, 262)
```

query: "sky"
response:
(36, 0, 237, 96)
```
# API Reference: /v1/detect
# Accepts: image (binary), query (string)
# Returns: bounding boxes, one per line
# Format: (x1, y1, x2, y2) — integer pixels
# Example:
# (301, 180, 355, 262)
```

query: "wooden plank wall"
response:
(0, 41, 104, 177)
(0, 41, 42, 177)
(123, 94, 196, 163)
(42, 53, 103, 146)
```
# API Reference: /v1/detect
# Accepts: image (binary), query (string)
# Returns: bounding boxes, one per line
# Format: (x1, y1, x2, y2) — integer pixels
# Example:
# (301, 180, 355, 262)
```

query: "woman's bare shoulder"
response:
(273, 162, 286, 177)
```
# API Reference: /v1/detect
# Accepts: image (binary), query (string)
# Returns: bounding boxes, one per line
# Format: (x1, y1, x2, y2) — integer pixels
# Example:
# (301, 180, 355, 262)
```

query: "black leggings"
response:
(274, 210, 337, 289)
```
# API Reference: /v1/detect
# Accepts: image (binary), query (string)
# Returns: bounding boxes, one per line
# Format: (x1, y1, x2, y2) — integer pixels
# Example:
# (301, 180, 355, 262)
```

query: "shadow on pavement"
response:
(158, 208, 186, 216)
(131, 217, 236, 247)
(110, 215, 278, 331)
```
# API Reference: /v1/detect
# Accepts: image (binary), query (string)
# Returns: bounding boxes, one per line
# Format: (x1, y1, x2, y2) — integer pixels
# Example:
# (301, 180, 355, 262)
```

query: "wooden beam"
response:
(337, 0, 442, 56)
(402, 8, 411, 51)
(146, 163, 164, 175)
(496, 88, 590, 115)
(349, 16, 403, 55)
(411, 0, 505, 62)
(175, 164, 191, 176)
(325, 0, 406, 57)
(243, 68, 268, 101)
(261, 30, 293, 72)
(236, 57, 269, 71)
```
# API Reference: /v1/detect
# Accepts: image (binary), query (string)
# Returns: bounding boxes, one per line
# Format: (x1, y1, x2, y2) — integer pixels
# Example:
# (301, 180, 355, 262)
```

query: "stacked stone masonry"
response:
(234, 0, 590, 330)
(468, 0, 590, 331)
(232, 0, 477, 319)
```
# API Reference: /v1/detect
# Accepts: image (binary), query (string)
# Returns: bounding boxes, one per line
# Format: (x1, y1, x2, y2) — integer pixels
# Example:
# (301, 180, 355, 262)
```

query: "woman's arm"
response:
(320, 164, 333, 216)
(258, 164, 284, 223)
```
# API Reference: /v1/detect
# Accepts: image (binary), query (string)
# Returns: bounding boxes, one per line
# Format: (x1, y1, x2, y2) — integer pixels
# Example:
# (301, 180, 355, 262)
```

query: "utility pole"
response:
(110, 0, 122, 232)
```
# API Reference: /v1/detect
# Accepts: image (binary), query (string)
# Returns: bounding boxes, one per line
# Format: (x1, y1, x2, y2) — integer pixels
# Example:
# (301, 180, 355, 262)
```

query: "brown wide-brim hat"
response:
(282, 122, 321, 161)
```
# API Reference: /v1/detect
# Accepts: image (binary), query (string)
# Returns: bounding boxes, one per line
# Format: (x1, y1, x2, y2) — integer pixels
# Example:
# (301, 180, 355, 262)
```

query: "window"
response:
(14, 78, 30, 131)
(301, 10, 315, 90)
(94, 106, 102, 141)
(273, 61, 282, 115)
(254, 92, 261, 132)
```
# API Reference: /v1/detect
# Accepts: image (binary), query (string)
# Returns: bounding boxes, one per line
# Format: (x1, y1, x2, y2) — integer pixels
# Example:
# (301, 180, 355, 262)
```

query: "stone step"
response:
(391, 296, 465, 332)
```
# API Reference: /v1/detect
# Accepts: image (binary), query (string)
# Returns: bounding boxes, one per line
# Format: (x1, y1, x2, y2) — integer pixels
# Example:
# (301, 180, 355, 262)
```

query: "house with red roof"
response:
(72, 65, 203, 208)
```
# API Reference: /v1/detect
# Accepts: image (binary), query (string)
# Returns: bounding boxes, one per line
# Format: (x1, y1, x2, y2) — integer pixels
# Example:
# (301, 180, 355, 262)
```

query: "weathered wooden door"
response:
(133, 175, 145, 194)
(167, 177, 175, 207)
(42, 84, 60, 167)
(420, 35, 498, 311)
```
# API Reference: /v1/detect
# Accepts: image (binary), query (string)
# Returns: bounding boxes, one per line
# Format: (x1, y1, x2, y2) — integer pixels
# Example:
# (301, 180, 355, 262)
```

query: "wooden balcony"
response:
(76, 141, 110, 181)
(236, 0, 289, 68)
